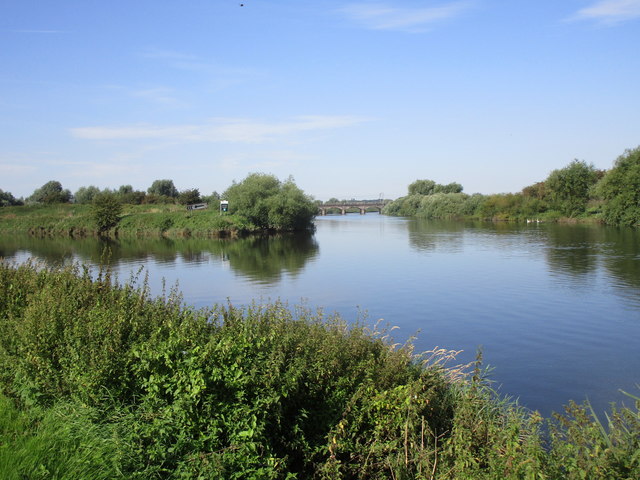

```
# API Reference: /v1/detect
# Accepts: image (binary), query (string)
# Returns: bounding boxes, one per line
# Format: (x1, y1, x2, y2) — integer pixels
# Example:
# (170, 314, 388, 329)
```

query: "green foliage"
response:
(223, 173, 316, 230)
(0, 203, 273, 237)
(384, 193, 483, 219)
(91, 192, 123, 234)
(0, 189, 22, 207)
(545, 160, 599, 217)
(547, 398, 640, 479)
(387, 148, 640, 225)
(177, 188, 201, 205)
(27, 180, 72, 205)
(383, 194, 425, 216)
(74, 186, 103, 205)
(408, 179, 463, 196)
(117, 185, 146, 205)
(0, 395, 126, 479)
(522, 181, 547, 199)
(477, 193, 548, 220)
(202, 190, 221, 205)
(147, 179, 178, 199)
(408, 179, 437, 196)
(416, 193, 476, 219)
(596, 146, 640, 227)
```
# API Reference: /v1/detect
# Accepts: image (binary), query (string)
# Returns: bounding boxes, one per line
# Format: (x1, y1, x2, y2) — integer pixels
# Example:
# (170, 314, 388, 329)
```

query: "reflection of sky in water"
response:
(1, 216, 639, 417)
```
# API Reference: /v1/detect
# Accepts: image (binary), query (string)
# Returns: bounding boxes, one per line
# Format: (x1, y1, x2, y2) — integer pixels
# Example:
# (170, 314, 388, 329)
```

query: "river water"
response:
(2, 214, 639, 417)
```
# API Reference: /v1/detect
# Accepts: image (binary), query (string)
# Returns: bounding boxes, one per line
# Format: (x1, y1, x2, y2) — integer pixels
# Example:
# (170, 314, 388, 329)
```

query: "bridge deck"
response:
(318, 201, 387, 215)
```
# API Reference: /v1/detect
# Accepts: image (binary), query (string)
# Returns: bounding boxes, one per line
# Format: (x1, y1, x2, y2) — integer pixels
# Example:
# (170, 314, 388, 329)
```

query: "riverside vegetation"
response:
(383, 146, 640, 227)
(0, 260, 639, 479)
(0, 173, 318, 238)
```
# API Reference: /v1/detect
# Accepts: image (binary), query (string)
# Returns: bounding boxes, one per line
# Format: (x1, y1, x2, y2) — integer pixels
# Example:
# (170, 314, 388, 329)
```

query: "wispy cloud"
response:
(339, 1, 473, 32)
(572, 0, 640, 24)
(0, 163, 36, 175)
(5, 29, 67, 34)
(138, 48, 260, 76)
(215, 150, 313, 173)
(70, 116, 371, 143)
(130, 87, 187, 107)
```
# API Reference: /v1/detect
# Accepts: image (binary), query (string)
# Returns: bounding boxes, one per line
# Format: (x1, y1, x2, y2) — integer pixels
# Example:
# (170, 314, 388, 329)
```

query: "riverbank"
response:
(0, 203, 292, 238)
(381, 191, 609, 225)
(0, 260, 638, 479)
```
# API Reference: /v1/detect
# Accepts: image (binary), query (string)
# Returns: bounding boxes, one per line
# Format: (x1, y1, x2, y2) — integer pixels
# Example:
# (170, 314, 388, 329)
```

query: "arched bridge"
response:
(318, 200, 388, 215)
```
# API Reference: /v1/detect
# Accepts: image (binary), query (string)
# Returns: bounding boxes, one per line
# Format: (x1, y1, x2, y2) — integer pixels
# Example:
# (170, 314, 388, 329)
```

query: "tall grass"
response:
(0, 204, 263, 237)
(0, 394, 125, 479)
(0, 260, 638, 478)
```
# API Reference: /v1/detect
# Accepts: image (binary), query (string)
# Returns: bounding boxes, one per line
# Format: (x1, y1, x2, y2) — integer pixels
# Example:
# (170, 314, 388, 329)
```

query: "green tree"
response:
(118, 184, 133, 195)
(408, 179, 437, 196)
(202, 191, 221, 204)
(117, 185, 146, 204)
(147, 179, 178, 198)
(265, 179, 319, 230)
(74, 185, 102, 204)
(178, 188, 201, 205)
(223, 173, 316, 230)
(0, 189, 22, 207)
(408, 179, 463, 196)
(92, 192, 122, 234)
(522, 181, 547, 199)
(434, 182, 463, 194)
(545, 160, 598, 217)
(596, 146, 640, 226)
(27, 180, 72, 204)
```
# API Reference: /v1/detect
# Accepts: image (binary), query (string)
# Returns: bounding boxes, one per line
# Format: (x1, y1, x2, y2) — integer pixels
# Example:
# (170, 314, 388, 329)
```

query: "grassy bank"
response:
(0, 261, 638, 479)
(0, 204, 263, 238)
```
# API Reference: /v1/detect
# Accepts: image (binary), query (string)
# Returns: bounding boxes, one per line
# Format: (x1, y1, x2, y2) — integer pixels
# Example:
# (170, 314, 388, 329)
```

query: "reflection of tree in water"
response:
(0, 232, 319, 284)
(224, 233, 318, 282)
(0, 235, 80, 266)
(0, 235, 182, 266)
(599, 228, 640, 302)
(544, 224, 640, 301)
(543, 224, 603, 279)
(407, 219, 465, 253)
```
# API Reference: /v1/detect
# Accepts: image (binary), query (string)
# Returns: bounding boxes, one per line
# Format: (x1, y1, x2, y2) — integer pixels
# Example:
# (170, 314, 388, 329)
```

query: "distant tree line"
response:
(383, 146, 640, 227)
(1, 174, 317, 232)
(0, 178, 221, 208)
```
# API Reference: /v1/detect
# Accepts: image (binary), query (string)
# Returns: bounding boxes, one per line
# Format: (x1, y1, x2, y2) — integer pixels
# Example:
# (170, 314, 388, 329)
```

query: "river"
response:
(2, 214, 639, 417)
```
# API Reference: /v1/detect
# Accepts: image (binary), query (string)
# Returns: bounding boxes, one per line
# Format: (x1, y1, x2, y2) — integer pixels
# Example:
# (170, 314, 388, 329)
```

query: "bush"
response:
(417, 193, 474, 219)
(92, 192, 122, 234)
(223, 173, 316, 230)
(0, 189, 22, 207)
(545, 160, 599, 217)
(27, 181, 72, 205)
(596, 146, 640, 226)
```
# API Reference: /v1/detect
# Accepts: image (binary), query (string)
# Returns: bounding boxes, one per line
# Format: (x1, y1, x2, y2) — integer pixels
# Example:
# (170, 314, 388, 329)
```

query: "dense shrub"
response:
(27, 180, 72, 205)
(147, 179, 178, 199)
(417, 193, 475, 219)
(74, 185, 103, 205)
(545, 160, 600, 217)
(596, 146, 640, 227)
(223, 173, 316, 231)
(92, 192, 123, 234)
(0, 189, 22, 207)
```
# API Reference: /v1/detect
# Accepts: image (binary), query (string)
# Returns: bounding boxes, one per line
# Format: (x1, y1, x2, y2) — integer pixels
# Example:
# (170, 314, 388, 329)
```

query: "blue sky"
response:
(1, 1, 639, 201)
